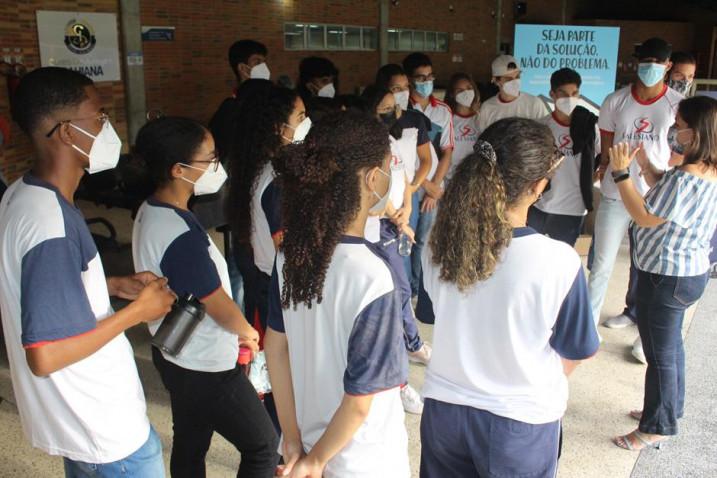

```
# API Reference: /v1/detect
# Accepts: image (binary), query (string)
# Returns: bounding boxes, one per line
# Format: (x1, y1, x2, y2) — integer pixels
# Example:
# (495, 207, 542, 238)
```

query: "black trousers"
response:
(152, 347, 279, 478)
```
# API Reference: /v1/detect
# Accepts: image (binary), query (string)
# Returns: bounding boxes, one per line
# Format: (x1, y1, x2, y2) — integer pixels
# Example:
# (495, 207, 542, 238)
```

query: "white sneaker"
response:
(401, 384, 424, 415)
(603, 314, 635, 329)
(632, 336, 647, 364)
(409, 342, 432, 365)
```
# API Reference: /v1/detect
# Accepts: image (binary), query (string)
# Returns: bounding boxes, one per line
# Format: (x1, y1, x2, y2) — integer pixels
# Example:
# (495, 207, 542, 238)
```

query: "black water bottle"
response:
(151, 293, 205, 357)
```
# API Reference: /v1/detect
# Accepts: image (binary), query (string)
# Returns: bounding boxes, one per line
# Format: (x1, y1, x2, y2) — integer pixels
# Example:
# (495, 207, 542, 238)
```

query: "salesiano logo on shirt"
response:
(624, 117, 660, 142)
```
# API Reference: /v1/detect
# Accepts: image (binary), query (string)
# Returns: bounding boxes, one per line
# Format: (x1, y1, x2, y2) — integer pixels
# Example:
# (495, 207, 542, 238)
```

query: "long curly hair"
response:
(227, 84, 298, 252)
(430, 117, 555, 290)
(273, 110, 390, 309)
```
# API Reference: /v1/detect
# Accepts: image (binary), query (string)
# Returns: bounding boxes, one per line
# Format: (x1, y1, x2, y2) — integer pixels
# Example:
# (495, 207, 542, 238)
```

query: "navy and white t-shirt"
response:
(251, 162, 283, 275)
(268, 236, 410, 477)
(420, 227, 599, 424)
(0, 175, 149, 463)
(132, 198, 237, 372)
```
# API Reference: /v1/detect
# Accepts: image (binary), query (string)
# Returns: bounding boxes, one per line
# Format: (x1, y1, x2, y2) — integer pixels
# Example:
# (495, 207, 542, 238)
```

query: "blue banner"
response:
(514, 24, 620, 109)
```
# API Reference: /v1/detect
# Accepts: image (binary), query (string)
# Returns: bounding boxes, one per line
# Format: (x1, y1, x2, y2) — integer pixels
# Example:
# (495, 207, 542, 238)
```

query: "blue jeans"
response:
(587, 195, 632, 325)
(636, 271, 709, 435)
(409, 191, 436, 296)
(63, 427, 164, 478)
(527, 206, 584, 246)
(420, 399, 560, 478)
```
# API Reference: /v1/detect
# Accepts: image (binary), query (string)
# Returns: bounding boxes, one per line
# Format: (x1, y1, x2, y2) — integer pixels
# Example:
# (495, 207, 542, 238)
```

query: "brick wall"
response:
(0, 0, 125, 183)
(1, 0, 710, 181)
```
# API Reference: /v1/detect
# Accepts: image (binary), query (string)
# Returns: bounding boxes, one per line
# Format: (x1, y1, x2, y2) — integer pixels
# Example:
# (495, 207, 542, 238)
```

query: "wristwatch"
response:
(611, 168, 630, 184)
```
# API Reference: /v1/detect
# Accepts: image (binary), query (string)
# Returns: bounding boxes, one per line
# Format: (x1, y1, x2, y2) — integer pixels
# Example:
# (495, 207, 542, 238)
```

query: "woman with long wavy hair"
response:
(417, 118, 600, 478)
(264, 111, 410, 478)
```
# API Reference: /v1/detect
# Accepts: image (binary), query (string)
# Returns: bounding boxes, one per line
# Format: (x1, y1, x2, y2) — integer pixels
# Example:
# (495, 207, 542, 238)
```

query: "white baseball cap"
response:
(492, 55, 520, 77)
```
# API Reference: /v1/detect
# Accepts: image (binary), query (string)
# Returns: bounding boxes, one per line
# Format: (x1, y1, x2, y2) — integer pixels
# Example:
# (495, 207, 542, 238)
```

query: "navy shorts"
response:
(420, 398, 560, 478)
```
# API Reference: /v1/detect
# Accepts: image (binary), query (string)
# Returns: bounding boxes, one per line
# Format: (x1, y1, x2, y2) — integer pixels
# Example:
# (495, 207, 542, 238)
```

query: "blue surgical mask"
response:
(415, 80, 434, 98)
(638, 63, 667, 88)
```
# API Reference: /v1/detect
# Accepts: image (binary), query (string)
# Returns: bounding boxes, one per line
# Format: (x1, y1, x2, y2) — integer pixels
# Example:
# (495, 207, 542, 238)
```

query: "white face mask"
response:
(502, 78, 521, 97)
(455, 90, 475, 108)
(70, 121, 122, 174)
(367, 168, 392, 215)
(250, 62, 271, 80)
(394, 90, 410, 111)
(317, 83, 336, 98)
(179, 162, 228, 196)
(283, 117, 312, 143)
(555, 97, 580, 116)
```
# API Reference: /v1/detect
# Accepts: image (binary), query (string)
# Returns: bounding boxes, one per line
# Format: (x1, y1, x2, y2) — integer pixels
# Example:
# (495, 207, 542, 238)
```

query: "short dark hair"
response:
(11, 67, 93, 135)
(550, 68, 582, 91)
(134, 116, 209, 187)
(671, 51, 697, 66)
(402, 52, 432, 77)
(228, 40, 267, 77)
(299, 56, 338, 83)
(375, 64, 406, 89)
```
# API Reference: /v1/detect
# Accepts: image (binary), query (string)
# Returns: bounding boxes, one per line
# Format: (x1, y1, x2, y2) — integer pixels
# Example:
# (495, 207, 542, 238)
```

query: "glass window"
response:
(399, 30, 412, 51)
(425, 31, 437, 51)
(413, 31, 425, 50)
(308, 24, 325, 50)
(326, 25, 344, 50)
(437, 32, 449, 52)
(363, 27, 377, 50)
(345, 26, 361, 49)
(284, 23, 305, 50)
(388, 29, 399, 50)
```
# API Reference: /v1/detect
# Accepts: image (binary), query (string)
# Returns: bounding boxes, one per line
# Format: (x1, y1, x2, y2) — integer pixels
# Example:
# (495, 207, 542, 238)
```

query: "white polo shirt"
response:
(0, 175, 150, 463)
(535, 113, 601, 216)
(449, 112, 480, 178)
(478, 92, 549, 132)
(251, 162, 282, 275)
(133, 198, 238, 372)
(268, 236, 410, 477)
(420, 227, 599, 424)
(598, 84, 683, 199)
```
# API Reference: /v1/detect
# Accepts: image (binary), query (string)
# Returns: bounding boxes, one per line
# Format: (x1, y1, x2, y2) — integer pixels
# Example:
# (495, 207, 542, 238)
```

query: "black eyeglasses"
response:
(191, 154, 221, 173)
(413, 73, 436, 83)
(45, 112, 109, 138)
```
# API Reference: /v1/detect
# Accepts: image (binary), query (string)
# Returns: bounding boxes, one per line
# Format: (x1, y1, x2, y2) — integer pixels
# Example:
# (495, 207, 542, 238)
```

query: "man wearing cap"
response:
(589, 37, 683, 363)
(478, 54, 549, 131)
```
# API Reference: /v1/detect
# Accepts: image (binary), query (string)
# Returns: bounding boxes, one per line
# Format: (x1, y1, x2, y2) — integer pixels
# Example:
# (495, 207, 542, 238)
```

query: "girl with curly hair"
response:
(264, 111, 410, 478)
(443, 72, 481, 178)
(417, 118, 600, 478)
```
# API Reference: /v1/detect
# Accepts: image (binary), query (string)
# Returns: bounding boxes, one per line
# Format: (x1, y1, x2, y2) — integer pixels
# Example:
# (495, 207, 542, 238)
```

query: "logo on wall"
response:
(64, 19, 97, 55)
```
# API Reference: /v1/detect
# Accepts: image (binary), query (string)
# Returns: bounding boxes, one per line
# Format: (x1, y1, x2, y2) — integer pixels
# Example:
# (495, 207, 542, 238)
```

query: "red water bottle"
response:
(238, 346, 252, 375)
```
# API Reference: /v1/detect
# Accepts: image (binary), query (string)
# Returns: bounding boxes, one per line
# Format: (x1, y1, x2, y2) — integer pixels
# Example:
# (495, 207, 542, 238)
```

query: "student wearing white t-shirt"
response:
(403, 52, 454, 297)
(361, 85, 430, 415)
(528, 68, 600, 246)
(0, 67, 175, 475)
(444, 72, 481, 178)
(590, 38, 683, 356)
(265, 111, 410, 478)
(479, 54, 549, 132)
(132, 117, 279, 477)
(417, 118, 599, 477)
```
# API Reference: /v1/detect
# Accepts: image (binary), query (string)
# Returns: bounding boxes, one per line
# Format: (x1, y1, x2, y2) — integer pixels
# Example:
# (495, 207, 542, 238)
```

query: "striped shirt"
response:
(633, 168, 717, 276)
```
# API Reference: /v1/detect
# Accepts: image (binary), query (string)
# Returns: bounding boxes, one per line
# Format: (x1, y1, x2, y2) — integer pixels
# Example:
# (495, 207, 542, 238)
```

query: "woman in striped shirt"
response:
(609, 96, 717, 450)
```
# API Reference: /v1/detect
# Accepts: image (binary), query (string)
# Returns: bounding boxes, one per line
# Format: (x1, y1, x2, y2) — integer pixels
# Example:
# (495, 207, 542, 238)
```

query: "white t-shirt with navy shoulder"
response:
(420, 227, 599, 424)
(268, 236, 410, 477)
(598, 84, 683, 200)
(535, 113, 601, 217)
(132, 198, 237, 372)
(0, 175, 150, 463)
(251, 162, 282, 275)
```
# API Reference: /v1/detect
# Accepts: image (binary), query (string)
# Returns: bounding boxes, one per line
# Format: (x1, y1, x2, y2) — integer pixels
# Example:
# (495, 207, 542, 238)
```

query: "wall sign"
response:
(514, 24, 620, 109)
(141, 26, 176, 42)
(36, 10, 121, 82)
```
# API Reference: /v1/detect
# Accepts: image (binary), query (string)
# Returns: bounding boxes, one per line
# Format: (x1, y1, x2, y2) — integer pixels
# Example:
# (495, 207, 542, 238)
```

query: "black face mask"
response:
(379, 110, 397, 127)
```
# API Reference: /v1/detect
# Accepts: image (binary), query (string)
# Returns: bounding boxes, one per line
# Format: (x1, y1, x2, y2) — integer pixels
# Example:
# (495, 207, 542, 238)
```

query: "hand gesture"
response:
(608, 142, 641, 172)
(134, 278, 175, 324)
